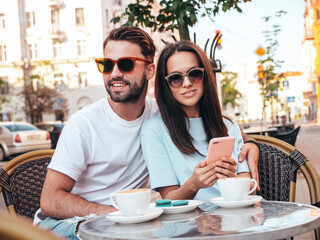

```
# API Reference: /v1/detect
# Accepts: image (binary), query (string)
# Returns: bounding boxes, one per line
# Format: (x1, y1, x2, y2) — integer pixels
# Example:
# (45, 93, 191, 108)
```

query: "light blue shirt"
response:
(140, 115, 249, 200)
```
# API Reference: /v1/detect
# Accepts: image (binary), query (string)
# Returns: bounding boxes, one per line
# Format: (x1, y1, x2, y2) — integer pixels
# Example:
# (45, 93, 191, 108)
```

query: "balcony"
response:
(48, 0, 64, 8)
(304, 29, 315, 40)
(49, 27, 65, 41)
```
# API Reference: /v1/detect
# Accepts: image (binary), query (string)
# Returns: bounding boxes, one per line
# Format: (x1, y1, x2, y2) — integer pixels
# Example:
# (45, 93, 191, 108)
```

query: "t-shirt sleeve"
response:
(140, 119, 180, 190)
(48, 114, 91, 181)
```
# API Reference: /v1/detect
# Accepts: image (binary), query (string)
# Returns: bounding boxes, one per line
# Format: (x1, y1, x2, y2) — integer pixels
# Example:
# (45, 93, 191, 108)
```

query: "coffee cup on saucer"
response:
(110, 188, 151, 216)
(217, 177, 257, 201)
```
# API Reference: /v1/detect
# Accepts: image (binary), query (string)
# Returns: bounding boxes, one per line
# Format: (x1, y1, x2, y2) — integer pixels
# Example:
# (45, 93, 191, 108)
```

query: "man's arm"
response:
(238, 131, 260, 191)
(40, 169, 116, 219)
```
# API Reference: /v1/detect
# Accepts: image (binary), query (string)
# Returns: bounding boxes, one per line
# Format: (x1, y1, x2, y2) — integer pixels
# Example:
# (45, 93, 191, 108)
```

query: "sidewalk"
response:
(286, 122, 320, 240)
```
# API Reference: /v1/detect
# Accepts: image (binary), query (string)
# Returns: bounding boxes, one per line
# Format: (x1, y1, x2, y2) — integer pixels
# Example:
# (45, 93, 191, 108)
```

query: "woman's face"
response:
(166, 51, 204, 118)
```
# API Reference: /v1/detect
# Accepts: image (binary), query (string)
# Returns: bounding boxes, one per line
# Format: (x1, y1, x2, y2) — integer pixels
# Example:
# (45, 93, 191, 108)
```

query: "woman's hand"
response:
(214, 157, 237, 179)
(188, 160, 218, 192)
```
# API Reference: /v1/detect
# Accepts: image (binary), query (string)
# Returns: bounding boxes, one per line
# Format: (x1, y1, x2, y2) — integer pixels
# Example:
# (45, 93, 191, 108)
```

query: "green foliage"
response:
(258, 11, 286, 101)
(0, 78, 7, 111)
(21, 61, 68, 124)
(111, 0, 251, 40)
(221, 71, 241, 108)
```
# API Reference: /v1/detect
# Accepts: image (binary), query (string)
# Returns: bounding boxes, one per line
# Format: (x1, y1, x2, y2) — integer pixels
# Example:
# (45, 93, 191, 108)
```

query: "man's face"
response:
(102, 40, 151, 103)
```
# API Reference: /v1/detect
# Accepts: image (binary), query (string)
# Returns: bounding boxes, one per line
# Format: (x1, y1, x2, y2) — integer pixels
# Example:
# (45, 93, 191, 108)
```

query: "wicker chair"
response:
(0, 149, 54, 220)
(272, 126, 301, 146)
(251, 134, 320, 239)
(0, 212, 62, 240)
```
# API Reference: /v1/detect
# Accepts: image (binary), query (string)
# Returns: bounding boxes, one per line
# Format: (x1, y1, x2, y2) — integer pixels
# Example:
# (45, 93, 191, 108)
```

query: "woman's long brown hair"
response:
(155, 40, 229, 155)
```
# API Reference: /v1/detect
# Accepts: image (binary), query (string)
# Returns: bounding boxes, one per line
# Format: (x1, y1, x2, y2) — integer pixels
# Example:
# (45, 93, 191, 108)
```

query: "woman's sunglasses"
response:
(165, 68, 205, 88)
(95, 57, 152, 74)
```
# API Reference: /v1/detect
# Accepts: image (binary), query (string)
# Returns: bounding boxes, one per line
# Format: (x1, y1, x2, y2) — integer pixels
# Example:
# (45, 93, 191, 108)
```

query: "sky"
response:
(190, 0, 305, 73)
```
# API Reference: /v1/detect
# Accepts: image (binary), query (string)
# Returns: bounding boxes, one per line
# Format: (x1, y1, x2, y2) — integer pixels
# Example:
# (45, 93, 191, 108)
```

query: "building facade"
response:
(302, 0, 320, 123)
(0, 0, 174, 122)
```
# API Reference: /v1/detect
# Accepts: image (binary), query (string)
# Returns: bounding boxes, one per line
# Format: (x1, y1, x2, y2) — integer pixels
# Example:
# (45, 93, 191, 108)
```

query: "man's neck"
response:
(107, 95, 147, 121)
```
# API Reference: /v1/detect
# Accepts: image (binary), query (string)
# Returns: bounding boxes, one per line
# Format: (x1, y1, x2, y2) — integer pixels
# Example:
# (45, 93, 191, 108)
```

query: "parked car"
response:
(35, 122, 65, 149)
(0, 122, 51, 161)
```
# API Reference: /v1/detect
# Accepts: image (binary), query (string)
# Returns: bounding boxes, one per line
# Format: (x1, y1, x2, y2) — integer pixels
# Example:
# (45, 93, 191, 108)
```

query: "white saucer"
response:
(106, 208, 163, 224)
(151, 200, 203, 214)
(212, 206, 264, 216)
(210, 195, 262, 208)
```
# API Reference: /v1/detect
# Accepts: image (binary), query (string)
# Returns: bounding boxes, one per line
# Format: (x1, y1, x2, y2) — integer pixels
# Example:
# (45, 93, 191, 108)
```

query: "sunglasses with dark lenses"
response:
(95, 57, 152, 74)
(165, 68, 205, 88)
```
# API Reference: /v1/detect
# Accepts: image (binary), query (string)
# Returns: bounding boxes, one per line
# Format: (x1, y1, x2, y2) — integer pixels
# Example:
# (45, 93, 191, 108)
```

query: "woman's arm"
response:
(158, 160, 217, 200)
(158, 157, 238, 200)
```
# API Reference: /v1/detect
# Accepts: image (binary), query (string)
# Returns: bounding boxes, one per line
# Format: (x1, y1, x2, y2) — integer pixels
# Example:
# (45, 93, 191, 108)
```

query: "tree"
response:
(21, 61, 68, 124)
(258, 11, 286, 124)
(221, 71, 241, 108)
(0, 78, 8, 112)
(111, 0, 252, 40)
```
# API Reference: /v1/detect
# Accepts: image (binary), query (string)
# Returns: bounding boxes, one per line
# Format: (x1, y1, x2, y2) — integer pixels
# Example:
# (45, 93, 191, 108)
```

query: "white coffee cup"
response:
(217, 177, 257, 201)
(110, 189, 151, 216)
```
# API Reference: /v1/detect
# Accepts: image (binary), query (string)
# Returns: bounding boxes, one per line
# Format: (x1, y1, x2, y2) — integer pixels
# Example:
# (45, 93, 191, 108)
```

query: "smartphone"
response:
(206, 136, 235, 164)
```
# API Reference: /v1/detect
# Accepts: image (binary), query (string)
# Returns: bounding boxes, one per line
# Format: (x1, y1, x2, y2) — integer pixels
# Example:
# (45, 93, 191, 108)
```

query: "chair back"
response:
(251, 134, 320, 239)
(0, 213, 62, 240)
(273, 126, 301, 146)
(0, 149, 54, 220)
(257, 142, 293, 201)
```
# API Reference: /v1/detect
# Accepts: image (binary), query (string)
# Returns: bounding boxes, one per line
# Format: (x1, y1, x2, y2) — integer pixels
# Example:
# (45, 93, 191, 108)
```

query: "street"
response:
(0, 122, 319, 239)
(295, 123, 320, 171)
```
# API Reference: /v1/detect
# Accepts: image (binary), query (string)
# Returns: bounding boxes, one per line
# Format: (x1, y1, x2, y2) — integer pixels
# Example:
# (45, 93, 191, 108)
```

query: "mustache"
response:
(107, 78, 130, 86)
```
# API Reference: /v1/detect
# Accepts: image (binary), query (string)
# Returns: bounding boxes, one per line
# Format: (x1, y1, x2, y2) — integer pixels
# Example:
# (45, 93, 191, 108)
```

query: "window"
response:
(51, 9, 60, 33)
(53, 41, 61, 57)
(0, 77, 9, 94)
(0, 45, 7, 62)
(75, 8, 84, 25)
(113, 0, 122, 5)
(28, 43, 38, 59)
(0, 13, 5, 29)
(26, 12, 36, 28)
(77, 39, 85, 56)
(78, 72, 88, 88)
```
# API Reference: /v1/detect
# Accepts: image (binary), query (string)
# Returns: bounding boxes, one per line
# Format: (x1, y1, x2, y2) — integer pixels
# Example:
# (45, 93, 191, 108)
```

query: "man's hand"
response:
(238, 142, 260, 191)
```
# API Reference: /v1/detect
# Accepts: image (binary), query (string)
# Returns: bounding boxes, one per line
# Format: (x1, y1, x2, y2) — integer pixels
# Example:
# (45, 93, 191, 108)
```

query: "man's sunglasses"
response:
(95, 57, 152, 74)
(165, 68, 205, 88)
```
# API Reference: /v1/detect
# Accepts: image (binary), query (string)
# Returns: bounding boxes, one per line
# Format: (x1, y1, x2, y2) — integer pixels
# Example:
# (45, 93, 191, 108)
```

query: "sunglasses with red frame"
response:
(95, 57, 152, 74)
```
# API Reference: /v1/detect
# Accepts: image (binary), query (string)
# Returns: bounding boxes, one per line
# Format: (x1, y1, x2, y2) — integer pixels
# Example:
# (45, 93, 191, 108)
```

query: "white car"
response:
(0, 122, 51, 161)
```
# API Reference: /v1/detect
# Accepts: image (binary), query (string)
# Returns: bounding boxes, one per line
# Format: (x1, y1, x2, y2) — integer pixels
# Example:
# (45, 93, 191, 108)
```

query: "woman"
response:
(141, 40, 251, 200)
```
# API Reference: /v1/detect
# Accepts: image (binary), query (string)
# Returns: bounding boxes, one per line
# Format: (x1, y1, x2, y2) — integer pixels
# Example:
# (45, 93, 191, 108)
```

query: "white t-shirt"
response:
(48, 96, 159, 205)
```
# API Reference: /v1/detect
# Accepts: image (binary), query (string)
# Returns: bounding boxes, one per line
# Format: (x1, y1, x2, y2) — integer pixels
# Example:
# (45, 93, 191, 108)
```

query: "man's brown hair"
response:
(103, 26, 155, 61)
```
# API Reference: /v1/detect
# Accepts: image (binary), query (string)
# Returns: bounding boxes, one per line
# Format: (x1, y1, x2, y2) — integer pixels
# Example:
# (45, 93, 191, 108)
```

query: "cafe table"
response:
(79, 200, 320, 240)
(242, 127, 278, 136)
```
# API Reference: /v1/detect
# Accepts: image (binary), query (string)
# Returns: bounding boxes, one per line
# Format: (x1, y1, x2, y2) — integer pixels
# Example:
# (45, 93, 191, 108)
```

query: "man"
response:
(35, 26, 259, 239)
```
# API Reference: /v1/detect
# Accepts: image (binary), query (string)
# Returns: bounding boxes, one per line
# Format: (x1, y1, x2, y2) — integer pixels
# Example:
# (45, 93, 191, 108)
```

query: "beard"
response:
(105, 73, 147, 103)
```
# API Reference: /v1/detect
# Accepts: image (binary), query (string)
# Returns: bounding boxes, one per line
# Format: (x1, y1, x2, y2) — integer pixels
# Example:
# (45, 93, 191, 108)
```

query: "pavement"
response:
(291, 122, 320, 240)
(0, 121, 319, 239)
